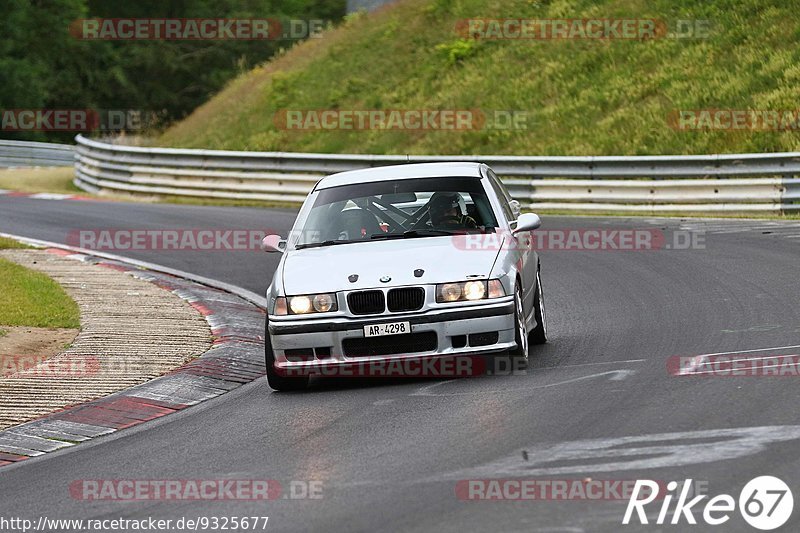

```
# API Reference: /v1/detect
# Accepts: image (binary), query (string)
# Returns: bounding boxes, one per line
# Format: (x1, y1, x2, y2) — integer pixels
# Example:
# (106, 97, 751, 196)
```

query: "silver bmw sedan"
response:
(261, 162, 546, 391)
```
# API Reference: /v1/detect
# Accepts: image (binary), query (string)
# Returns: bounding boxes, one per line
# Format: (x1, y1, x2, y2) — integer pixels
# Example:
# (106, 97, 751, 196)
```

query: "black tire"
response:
(509, 281, 529, 362)
(265, 318, 308, 391)
(529, 266, 547, 345)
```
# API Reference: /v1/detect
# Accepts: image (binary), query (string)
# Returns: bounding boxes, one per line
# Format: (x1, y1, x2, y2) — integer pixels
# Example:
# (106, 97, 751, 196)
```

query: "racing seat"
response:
(332, 208, 383, 240)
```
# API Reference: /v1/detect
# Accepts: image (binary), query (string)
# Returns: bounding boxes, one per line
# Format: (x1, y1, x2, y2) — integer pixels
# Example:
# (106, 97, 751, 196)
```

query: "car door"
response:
(486, 169, 538, 319)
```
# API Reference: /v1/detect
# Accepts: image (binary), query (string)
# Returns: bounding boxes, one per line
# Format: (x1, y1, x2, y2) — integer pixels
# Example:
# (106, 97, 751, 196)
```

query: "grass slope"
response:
(0, 240, 80, 329)
(160, 0, 800, 156)
(0, 168, 80, 195)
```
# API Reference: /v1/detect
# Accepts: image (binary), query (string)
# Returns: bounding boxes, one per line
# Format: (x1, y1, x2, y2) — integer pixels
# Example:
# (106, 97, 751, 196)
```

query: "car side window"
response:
(487, 170, 515, 222)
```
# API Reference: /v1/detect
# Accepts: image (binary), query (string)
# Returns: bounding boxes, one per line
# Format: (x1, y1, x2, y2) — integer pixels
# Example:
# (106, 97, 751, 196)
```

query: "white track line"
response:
(536, 358, 646, 369)
(412, 369, 636, 397)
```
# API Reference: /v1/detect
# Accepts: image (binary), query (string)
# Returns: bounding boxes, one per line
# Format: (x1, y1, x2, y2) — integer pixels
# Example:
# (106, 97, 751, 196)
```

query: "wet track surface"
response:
(1, 196, 800, 532)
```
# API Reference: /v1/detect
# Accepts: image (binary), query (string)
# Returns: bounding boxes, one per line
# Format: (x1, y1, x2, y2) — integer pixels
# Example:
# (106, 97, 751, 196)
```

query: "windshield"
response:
(293, 176, 498, 248)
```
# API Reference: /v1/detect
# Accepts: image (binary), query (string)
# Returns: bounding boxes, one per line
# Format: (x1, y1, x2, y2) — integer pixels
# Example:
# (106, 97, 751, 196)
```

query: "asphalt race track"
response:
(2, 196, 800, 532)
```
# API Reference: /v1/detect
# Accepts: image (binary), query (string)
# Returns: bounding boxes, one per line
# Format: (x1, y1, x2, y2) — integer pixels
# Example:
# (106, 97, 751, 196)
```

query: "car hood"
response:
(281, 236, 502, 294)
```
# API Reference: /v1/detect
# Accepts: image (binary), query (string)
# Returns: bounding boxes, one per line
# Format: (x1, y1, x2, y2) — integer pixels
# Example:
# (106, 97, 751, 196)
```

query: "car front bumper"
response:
(268, 297, 516, 373)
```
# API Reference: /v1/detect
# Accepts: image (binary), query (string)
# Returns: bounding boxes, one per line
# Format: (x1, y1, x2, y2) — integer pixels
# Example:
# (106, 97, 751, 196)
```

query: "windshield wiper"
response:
(295, 239, 358, 250)
(370, 229, 458, 240)
(370, 233, 406, 240)
(403, 229, 458, 237)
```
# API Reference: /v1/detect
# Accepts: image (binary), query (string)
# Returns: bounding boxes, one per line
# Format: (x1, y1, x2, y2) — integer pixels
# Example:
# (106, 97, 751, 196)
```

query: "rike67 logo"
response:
(623, 476, 793, 530)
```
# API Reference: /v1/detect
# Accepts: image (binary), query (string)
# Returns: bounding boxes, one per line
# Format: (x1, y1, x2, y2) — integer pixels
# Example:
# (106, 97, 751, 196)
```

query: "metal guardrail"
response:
(0, 140, 75, 167)
(73, 135, 800, 213)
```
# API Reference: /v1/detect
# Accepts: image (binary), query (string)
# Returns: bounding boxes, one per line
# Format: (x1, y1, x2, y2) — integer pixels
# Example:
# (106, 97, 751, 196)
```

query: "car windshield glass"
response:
(293, 177, 498, 247)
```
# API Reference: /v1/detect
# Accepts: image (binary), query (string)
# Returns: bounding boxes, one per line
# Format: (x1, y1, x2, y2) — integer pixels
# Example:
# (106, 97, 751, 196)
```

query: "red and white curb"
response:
(0, 244, 266, 467)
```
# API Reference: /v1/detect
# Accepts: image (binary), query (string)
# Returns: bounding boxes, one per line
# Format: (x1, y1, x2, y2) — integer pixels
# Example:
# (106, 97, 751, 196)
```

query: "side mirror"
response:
(261, 234, 286, 253)
(512, 213, 541, 234)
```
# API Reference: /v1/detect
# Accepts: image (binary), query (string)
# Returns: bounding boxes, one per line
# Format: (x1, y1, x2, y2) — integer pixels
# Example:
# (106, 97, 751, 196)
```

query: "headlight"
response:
(274, 293, 338, 315)
(435, 280, 505, 303)
(438, 283, 462, 302)
(463, 280, 486, 300)
(290, 295, 313, 314)
(312, 293, 335, 312)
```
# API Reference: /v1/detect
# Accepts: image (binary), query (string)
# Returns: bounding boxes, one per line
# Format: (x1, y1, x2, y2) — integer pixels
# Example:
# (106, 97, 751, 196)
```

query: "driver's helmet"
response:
(429, 192, 463, 224)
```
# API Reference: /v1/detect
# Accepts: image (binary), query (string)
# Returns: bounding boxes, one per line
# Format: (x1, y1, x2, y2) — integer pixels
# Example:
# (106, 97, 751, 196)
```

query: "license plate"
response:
(364, 321, 410, 337)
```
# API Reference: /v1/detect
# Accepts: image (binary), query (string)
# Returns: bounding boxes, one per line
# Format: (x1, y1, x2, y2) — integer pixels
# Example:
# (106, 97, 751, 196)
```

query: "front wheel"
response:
(509, 282, 529, 362)
(265, 319, 308, 391)
(529, 267, 547, 345)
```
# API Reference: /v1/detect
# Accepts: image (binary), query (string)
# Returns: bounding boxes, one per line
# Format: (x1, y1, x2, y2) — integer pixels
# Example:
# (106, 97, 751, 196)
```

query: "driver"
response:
(428, 192, 477, 229)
